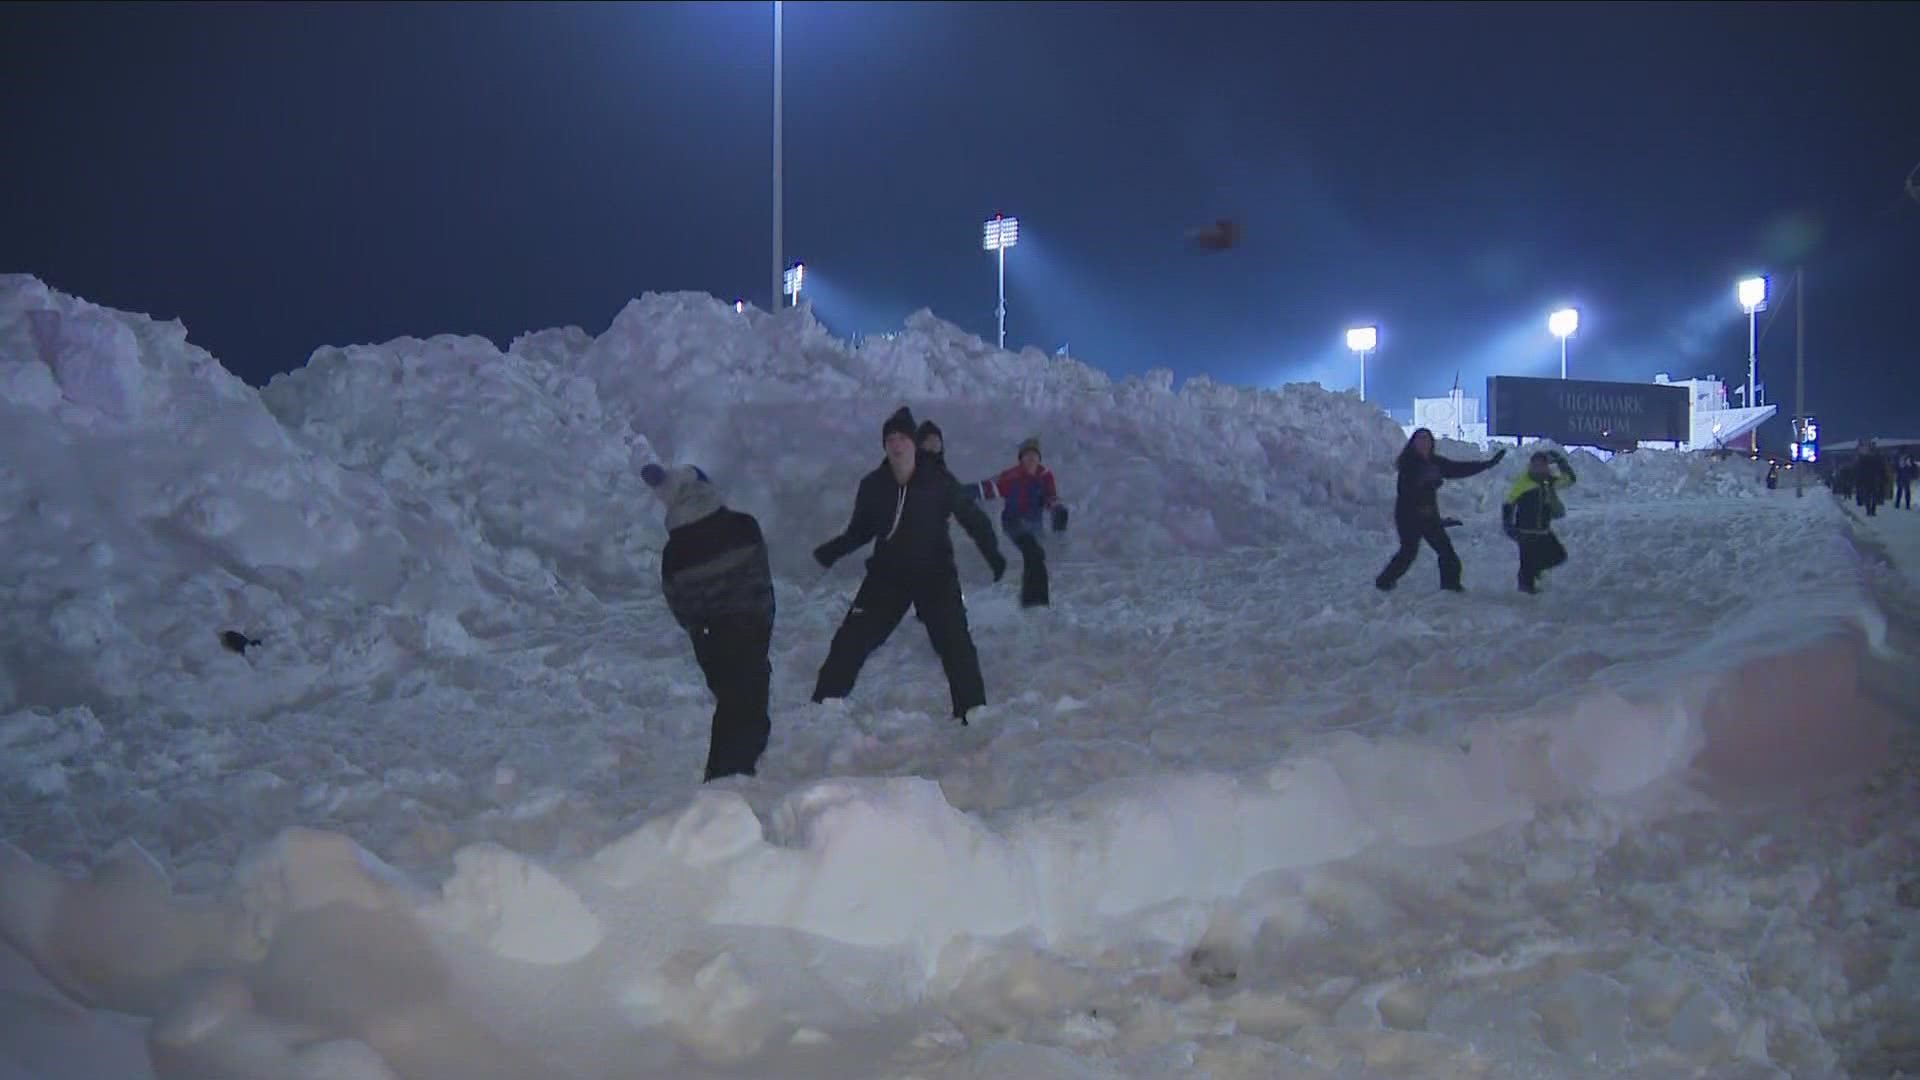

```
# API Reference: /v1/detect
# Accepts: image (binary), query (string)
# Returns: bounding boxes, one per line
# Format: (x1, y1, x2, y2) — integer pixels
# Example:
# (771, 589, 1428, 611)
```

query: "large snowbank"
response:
(1, 275, 1916, 1078)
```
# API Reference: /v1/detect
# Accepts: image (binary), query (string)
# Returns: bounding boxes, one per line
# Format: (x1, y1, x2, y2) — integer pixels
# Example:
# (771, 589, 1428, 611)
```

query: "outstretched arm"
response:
(813, 483, 875, 567)
(951, 482, 1005, 569)
(1439, 447, 1507, 479)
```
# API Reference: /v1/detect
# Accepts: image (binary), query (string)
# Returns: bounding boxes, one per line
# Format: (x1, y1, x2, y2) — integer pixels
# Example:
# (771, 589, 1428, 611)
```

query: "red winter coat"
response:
(980, 465, 1057, 523)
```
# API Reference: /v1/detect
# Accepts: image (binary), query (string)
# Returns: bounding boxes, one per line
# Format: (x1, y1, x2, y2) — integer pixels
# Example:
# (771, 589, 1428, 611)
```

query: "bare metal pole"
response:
(1795, 265, 1805, 497)
(772, 1, 783, 313)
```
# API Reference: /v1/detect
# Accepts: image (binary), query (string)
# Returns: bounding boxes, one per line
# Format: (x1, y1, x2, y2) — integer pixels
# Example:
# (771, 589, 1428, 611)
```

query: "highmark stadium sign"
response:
(1486, 376, 1691, 448)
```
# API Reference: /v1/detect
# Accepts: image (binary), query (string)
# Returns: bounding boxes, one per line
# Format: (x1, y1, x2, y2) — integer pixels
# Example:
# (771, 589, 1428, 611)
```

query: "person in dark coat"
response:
(1374, 428, 1506, 592)
(1856, 441, 1889, 517)
(915, 419, 982, 504)
(1503, 450, 1576, 594)
(643, 463, 776, 782)
(978, 437, 1061, 608)
(812, 407, 1007, 723)
(1896, 451, 1916, 511)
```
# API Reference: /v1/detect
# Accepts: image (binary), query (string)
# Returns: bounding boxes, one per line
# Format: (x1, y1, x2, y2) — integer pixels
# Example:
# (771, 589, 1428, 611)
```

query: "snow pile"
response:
(0, 276, 486, 724)
(0, 276, 1915, 1079)
(1426, 436, 1772, 522)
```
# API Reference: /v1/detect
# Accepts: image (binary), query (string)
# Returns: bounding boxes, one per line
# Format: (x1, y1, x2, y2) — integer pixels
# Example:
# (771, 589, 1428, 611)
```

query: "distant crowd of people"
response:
(1834, 440, 1917, 516)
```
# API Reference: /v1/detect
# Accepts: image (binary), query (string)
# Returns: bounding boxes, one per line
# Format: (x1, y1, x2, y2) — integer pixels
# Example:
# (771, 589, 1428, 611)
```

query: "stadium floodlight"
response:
(783, 262, 805, 306)
(735, 299, 745, 314)
(1345, 326, 1378, 401)
(982, 214, 1020, 349)
(1738, 276, 1767, 410)
(1548, 307, 1579, 379)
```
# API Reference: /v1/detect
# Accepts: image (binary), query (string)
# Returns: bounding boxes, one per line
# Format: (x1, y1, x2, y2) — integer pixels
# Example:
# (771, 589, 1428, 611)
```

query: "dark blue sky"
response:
(5, 1, 1916, 441)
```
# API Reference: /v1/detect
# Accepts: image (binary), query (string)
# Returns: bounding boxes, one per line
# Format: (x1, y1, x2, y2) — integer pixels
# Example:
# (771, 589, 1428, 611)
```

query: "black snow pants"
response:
(1515, 532, 1568, 593)
(690, 614, 773, 782)
(1005, 514, 1049, 607)
(1376, 513, 1462, 591)
(1896, 478, 1913, 510)
(813, 570, 986, 720)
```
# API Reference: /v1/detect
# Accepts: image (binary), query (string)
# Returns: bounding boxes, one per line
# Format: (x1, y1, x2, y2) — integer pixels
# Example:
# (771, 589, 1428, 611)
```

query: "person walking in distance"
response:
(642, 463, 775, 782)
(1503, 450, 1577, 594)
(1857, 440, 1889, 517)
(1895, 450, 1916, 511)
(812, 407, 1007, 723)
(978, 437, 1061, 608)
(1374, 428, 1506, 593)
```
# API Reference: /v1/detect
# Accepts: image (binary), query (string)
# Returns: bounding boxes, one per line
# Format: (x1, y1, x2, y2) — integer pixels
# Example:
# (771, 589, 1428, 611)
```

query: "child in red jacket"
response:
(978, 437, 1060, 607)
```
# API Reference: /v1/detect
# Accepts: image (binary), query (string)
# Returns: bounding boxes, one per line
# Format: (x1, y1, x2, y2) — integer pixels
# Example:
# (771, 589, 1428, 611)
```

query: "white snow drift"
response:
(1, 275, 1916, 1079)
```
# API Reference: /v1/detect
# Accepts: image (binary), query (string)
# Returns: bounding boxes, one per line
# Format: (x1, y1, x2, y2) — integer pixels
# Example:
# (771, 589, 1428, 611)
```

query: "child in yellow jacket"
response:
(1503, 450, 1576, 594)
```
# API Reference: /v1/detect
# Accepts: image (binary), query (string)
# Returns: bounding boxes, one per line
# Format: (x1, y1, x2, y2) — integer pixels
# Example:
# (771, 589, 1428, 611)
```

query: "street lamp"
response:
(1345, 326, 1377, 401)
(1737, 276, 1767, 409)
(982, 214, 1020, 349)
(1548, 308, 1579, 379)
(783, 263, 805, 307)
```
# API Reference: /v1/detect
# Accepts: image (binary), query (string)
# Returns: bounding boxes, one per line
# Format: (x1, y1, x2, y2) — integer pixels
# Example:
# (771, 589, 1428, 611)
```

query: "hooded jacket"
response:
(652, 466, 775, 630)
(815, 450, 1003, 579)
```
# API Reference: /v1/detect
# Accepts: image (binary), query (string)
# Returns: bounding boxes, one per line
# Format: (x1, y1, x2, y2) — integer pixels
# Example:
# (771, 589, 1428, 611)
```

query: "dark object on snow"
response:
(1438, 516, 1463, 529)
(648, 464, 775, 782)
(1186, 218, 1241, 253)
(219, 631, 261, 655)
(1051, 503, 1069, 533)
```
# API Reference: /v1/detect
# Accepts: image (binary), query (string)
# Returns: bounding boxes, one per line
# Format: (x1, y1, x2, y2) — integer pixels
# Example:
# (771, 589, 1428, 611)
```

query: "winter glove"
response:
(1439, 516, 1464, 529)
(812, 543, 836, 569)
(987, 552, 1008, 582)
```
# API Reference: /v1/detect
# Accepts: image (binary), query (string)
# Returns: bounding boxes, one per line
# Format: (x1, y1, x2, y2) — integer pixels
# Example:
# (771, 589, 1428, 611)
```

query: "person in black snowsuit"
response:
(1374, 428, 1506, 592)
(812, 407, 1007, 723)
(643, 463, 776, 782)
(1896, 451, 1916, 511)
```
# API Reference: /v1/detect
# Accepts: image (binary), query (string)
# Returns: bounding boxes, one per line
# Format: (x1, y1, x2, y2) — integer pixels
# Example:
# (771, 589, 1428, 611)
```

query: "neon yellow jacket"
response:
(1503, 466, 1575, 534)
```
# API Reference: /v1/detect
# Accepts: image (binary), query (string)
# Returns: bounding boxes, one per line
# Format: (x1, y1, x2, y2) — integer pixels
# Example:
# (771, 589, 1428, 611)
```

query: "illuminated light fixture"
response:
(983, 214, 1020, 349)
(1345, 326, 1378, 401)
(1737, 276, 1767, 409)
(1549, 307, 1579, 379)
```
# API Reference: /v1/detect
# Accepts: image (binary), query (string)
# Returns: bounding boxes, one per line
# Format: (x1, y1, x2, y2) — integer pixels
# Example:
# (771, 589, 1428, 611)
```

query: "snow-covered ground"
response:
(2, 276, 1916, 1078)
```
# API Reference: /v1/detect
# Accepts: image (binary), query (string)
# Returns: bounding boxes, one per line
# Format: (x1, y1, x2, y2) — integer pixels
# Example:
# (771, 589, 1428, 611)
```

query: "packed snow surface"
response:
(1, 275, 1917, 1078)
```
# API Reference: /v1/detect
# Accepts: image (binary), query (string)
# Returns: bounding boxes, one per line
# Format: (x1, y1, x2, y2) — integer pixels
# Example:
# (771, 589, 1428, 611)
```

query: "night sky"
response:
(5, 1, 1916, 442)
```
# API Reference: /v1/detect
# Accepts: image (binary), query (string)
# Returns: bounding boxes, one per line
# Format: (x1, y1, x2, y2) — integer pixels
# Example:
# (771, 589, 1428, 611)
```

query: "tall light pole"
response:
(771, 1, 783, 314)
(783, 262, 805, 307)
(1346, 325, 1378, 402)
(1738, 276, 1768, 411)
(1548, 308, 1579, 379)
(982, 214, 1019, 349)
(1794, 267, 1805, 497)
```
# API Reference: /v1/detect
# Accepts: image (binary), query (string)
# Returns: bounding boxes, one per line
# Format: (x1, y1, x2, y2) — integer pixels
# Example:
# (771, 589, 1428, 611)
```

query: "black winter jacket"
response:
(1394, 449, 1502, 522)
(815, 451, 1002, 579)
(662, 508, 775, 630)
